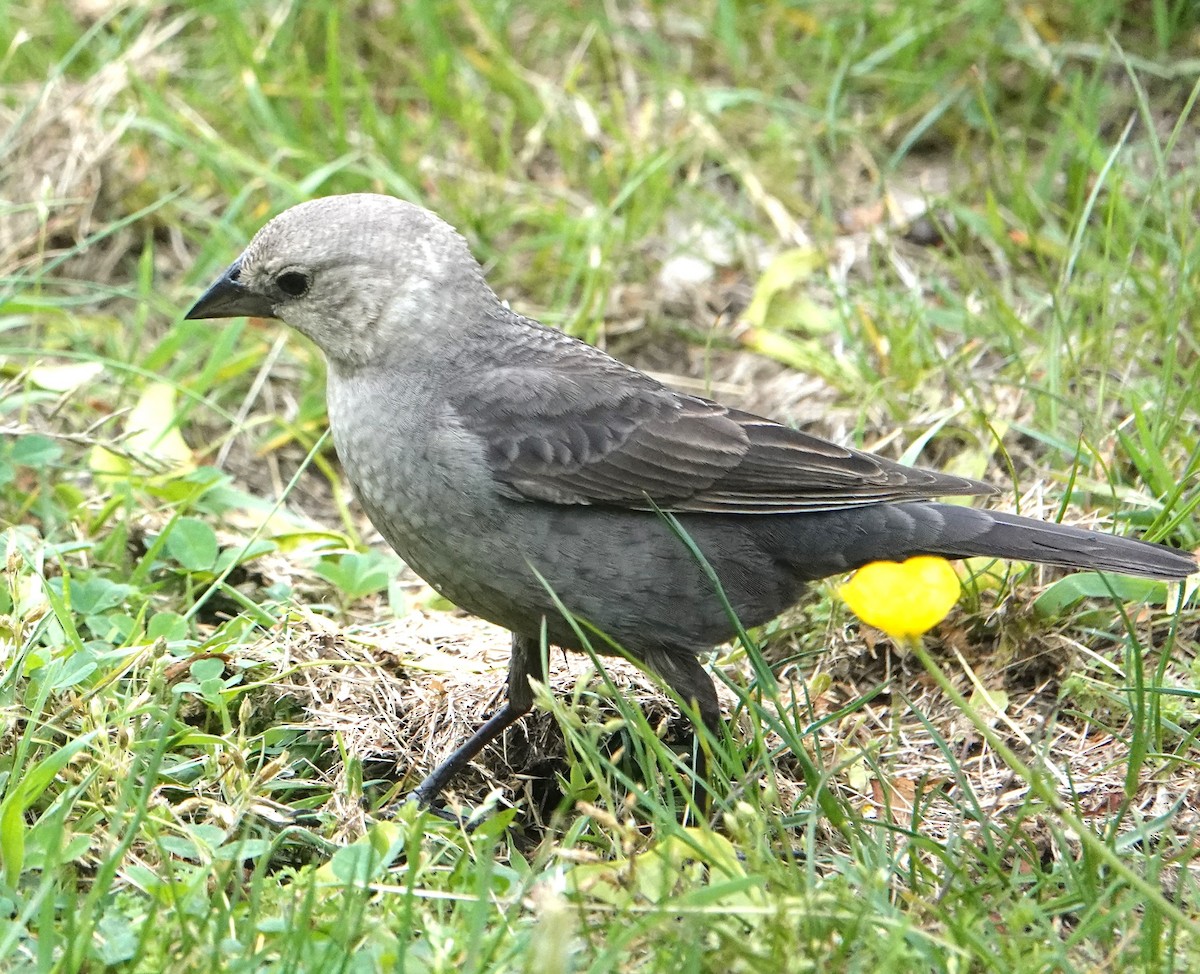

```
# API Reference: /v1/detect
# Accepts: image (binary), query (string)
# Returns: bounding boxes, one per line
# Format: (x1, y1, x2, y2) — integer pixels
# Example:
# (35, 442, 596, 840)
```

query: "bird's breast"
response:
(324, 366, 526, 605)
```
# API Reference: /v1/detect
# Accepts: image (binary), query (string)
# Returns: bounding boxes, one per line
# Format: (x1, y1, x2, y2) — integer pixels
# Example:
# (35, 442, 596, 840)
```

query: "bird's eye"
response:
(276, 271, 310, 297)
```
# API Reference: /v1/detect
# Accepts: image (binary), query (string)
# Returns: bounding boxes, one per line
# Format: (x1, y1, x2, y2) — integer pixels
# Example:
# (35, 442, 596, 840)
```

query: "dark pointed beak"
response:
(184, 260, 277, 320)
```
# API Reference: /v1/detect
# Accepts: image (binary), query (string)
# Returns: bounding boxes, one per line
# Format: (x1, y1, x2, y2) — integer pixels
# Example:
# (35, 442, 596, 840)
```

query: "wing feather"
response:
(448, 313, 995, 513)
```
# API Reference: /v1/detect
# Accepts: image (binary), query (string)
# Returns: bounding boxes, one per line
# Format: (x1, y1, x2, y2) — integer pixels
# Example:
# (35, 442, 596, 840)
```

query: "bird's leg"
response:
(410, 632, 544, 808)
(641, 647, 722, 807)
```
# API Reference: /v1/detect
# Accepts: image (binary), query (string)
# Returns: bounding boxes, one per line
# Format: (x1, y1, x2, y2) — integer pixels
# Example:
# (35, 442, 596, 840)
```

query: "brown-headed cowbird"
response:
(186, 194, 1195, 805)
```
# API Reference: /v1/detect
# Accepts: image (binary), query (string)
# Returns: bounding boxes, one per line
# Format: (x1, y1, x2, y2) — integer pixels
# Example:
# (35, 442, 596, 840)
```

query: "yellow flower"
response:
(838, 557, 961, 640)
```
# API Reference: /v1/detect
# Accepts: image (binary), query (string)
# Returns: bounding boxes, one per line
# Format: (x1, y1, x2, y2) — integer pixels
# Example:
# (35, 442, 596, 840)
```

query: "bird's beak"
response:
(184, 260, 276, 320)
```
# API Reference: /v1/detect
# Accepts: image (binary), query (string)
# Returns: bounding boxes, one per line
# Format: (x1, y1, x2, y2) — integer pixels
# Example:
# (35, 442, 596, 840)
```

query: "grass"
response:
(3, 0, 1200, 970)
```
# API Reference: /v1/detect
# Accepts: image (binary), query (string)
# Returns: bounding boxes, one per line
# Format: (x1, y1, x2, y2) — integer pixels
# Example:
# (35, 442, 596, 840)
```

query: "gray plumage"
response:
(186, 193, 1196, 805)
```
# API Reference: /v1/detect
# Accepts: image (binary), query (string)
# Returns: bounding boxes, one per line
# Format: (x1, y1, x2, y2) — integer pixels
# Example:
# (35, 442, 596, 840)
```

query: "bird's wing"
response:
(448, 320, 996, 514)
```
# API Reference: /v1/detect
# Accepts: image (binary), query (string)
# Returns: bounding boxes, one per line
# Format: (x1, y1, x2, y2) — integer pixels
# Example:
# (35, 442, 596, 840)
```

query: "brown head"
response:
(186, 194, 492, 367)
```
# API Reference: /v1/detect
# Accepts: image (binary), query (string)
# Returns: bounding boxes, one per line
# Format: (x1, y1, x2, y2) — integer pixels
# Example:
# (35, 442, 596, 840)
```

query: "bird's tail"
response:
(790, 502, 1196, 580)
(922, 504, 1195, 579)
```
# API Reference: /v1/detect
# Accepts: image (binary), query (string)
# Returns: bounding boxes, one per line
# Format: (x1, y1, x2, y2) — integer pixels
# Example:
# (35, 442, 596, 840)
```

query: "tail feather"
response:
(788, 503, 1196, 581)
(912, 504, 1195, 581)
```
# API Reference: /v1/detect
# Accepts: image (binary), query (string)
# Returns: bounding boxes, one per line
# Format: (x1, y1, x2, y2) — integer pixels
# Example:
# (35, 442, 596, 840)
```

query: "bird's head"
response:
(186, 194, 488, 366)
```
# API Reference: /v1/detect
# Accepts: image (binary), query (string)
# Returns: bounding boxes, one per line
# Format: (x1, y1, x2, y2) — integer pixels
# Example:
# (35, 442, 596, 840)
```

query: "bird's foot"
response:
(372, 791, 492, 832)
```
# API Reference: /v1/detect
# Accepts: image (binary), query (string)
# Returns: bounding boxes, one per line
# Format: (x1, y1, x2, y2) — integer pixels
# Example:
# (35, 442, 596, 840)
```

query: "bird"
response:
(185, 193, 1196, 808)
